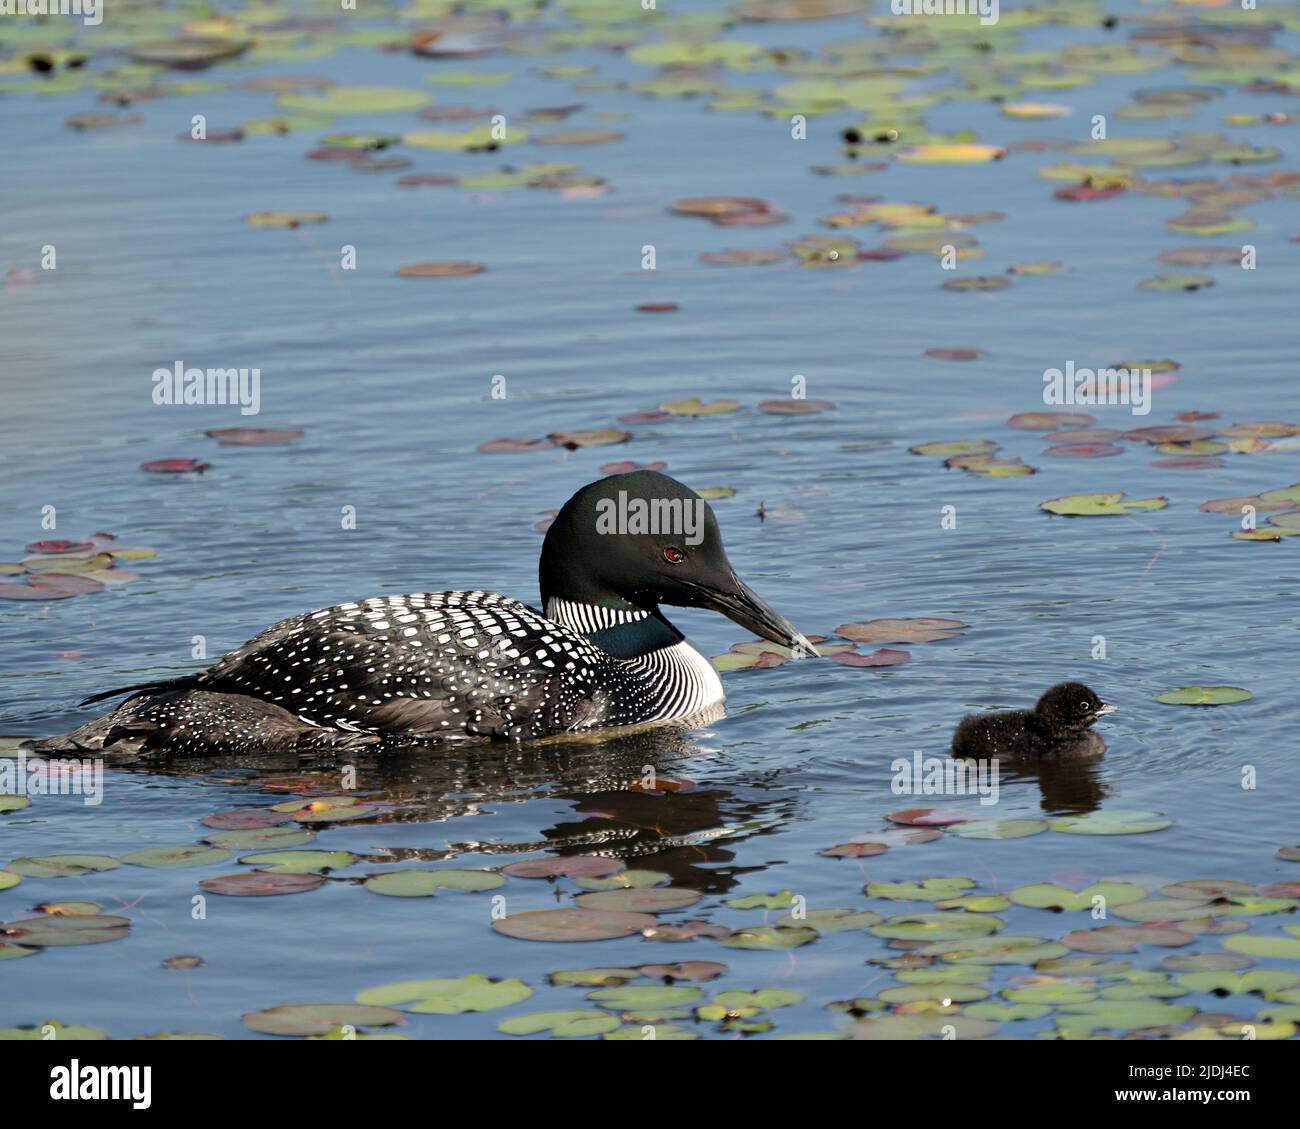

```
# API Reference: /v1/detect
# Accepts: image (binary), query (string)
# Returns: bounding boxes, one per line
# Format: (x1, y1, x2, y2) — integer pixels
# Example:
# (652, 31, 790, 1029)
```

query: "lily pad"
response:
(1156, 686, 1251, 706)
(574, 888, 701, 913)
(1009, 882, 1146, 912)
(946, 816, 1050, 843)
(242, 1003, 405, 1037)
(199, 873, 324, 897)
(497, 1009, 621, 1037)
(356, 973, 531, 1014)
(1040, 493, 1169, 517)
(836, 618, 968, 644)
(6, 854, 120, 878)
(501, 856, 624, 880)
(240, 850, 356, 875)
(364, 868, 505, 896)
(395, 261, 485, 279)
(0, 914, 130, 947)
(121, 844, 231, 869)
(493, 908, 655, 942)
(719, 925, 817, 950)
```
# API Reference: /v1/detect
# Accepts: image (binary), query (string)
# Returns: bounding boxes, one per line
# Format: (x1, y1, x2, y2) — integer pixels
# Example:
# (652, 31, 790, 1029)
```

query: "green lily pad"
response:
(280, 85, 429, 115)
(719, 925, 817, 950)
(363, 868, 505, 896)
(242, 1002, 405, 1037)
(1009, 882, 1146, 912)
(776, 908, 883, 932)
(0, 1019, 109, 1040)
(268, 796, 383, 823)
(934, 895, 1012, 913)
(849, 1014, 997, 1040)
(1004, 980, 1098, 1005)
(879, 983, 990, 1004)
(0, 797, 31, 813)
(711, 988, 804, 1010)
(968, 1002, 1052, 1021)
(1156, 686, 1252, 706)
(1178, 970, 1299, 996)
(1054, 999, 1197, 1034)
(1222, 934, 1300, 960)
(1138, 273, 1216, 291)
(587, 984, 704, 1012)
(120, 844, 231, 869)
(1047, 810, 1172, 835)
(866, 877, 976, 901)
(870, 913, 1000, 942)
(240, 850, 356, 874)
(0, 871, 21, 891)
(6, 854, 120, 878)
(574, 869, 669, 891)
(357, 973, 532, 1014)
(946, 819, 1049, 840)
(498, 1009, 621, 1037)
(922, 935, 1070, 965)
(726, 890, 797, 910)
(1040, 493, 1169, 516)
(202, 826, 315, 849)
(0, 914, 130, 947)
(602, 1023, 698, 1040)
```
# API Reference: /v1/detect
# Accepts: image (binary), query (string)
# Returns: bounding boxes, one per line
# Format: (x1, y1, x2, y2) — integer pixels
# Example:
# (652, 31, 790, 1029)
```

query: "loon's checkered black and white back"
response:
(39, 471, 812, 756)
(42, 590, 722, 755)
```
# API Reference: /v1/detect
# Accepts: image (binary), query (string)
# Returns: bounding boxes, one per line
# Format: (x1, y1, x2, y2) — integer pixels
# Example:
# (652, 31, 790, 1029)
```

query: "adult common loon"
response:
(38, 472, 816, 755)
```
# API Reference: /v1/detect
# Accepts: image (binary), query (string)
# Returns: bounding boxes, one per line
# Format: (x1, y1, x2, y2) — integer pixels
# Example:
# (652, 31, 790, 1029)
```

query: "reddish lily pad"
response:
(205, 428, 303, 446)
(492, 908, 656, 942)
(501, 856, 624, 880)
(199, 873, 325, 896)
(829, 648, 911, 667)
(141, 458, 210, 474)
(837, 618, 968, 644)
(395, 261, 485, 278)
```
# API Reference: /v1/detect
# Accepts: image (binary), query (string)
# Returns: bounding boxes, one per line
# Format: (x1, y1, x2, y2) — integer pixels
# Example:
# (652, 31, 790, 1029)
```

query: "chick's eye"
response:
(663, 546, 685, 564)
(1079, 701, 1091, 713)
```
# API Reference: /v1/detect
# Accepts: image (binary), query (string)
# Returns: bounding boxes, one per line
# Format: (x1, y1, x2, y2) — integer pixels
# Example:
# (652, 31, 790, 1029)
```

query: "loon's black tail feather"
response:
(79, 674, 201, 708)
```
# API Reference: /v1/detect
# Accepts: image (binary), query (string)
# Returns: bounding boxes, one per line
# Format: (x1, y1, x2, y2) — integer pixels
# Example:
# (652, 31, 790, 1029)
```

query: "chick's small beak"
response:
(1095, 703, 1118, 716)
(690, 574, 819, 658)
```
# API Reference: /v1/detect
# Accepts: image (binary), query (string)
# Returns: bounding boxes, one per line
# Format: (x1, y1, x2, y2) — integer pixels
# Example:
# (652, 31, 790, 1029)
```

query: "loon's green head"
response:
(539, 471, 817, 656)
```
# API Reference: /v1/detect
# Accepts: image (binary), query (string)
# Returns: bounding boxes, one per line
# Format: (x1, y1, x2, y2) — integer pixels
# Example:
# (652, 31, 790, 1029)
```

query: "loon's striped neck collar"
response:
(545, 597, 650, 635)
(545, 598, 684, 660)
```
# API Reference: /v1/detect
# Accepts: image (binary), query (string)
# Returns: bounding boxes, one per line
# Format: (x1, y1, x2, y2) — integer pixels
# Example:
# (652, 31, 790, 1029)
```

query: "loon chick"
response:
(951, 682, 1114, 760)
(39, 471, 816, 756)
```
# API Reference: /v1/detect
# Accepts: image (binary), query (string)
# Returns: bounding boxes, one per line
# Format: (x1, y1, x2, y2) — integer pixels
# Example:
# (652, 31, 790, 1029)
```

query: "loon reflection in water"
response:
(37, 472, 816, 756)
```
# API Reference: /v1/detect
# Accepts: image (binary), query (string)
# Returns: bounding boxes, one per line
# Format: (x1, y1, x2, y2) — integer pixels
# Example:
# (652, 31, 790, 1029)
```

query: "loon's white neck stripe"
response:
(546, 598, 650, 636)
(629, 640, 725, 719)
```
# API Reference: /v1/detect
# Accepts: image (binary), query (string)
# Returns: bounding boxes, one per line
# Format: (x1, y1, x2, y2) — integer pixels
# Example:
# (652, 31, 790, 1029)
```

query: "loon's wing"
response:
(193, 590, 621, 740)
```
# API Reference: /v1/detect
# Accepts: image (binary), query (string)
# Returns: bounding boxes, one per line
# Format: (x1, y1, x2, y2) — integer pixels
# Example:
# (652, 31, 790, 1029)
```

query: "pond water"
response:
(2, 0, 1299, 1041)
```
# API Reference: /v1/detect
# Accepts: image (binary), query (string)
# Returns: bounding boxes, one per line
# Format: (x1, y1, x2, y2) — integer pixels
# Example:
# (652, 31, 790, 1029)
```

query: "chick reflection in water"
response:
(951, 682, 1114, 814)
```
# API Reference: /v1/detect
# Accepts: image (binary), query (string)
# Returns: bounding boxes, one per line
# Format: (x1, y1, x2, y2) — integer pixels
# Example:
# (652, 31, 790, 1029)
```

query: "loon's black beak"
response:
(686, 574, 819, 658)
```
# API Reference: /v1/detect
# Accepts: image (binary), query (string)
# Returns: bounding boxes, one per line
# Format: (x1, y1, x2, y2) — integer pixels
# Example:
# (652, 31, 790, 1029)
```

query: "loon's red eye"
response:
(663, 546, 685, 564)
